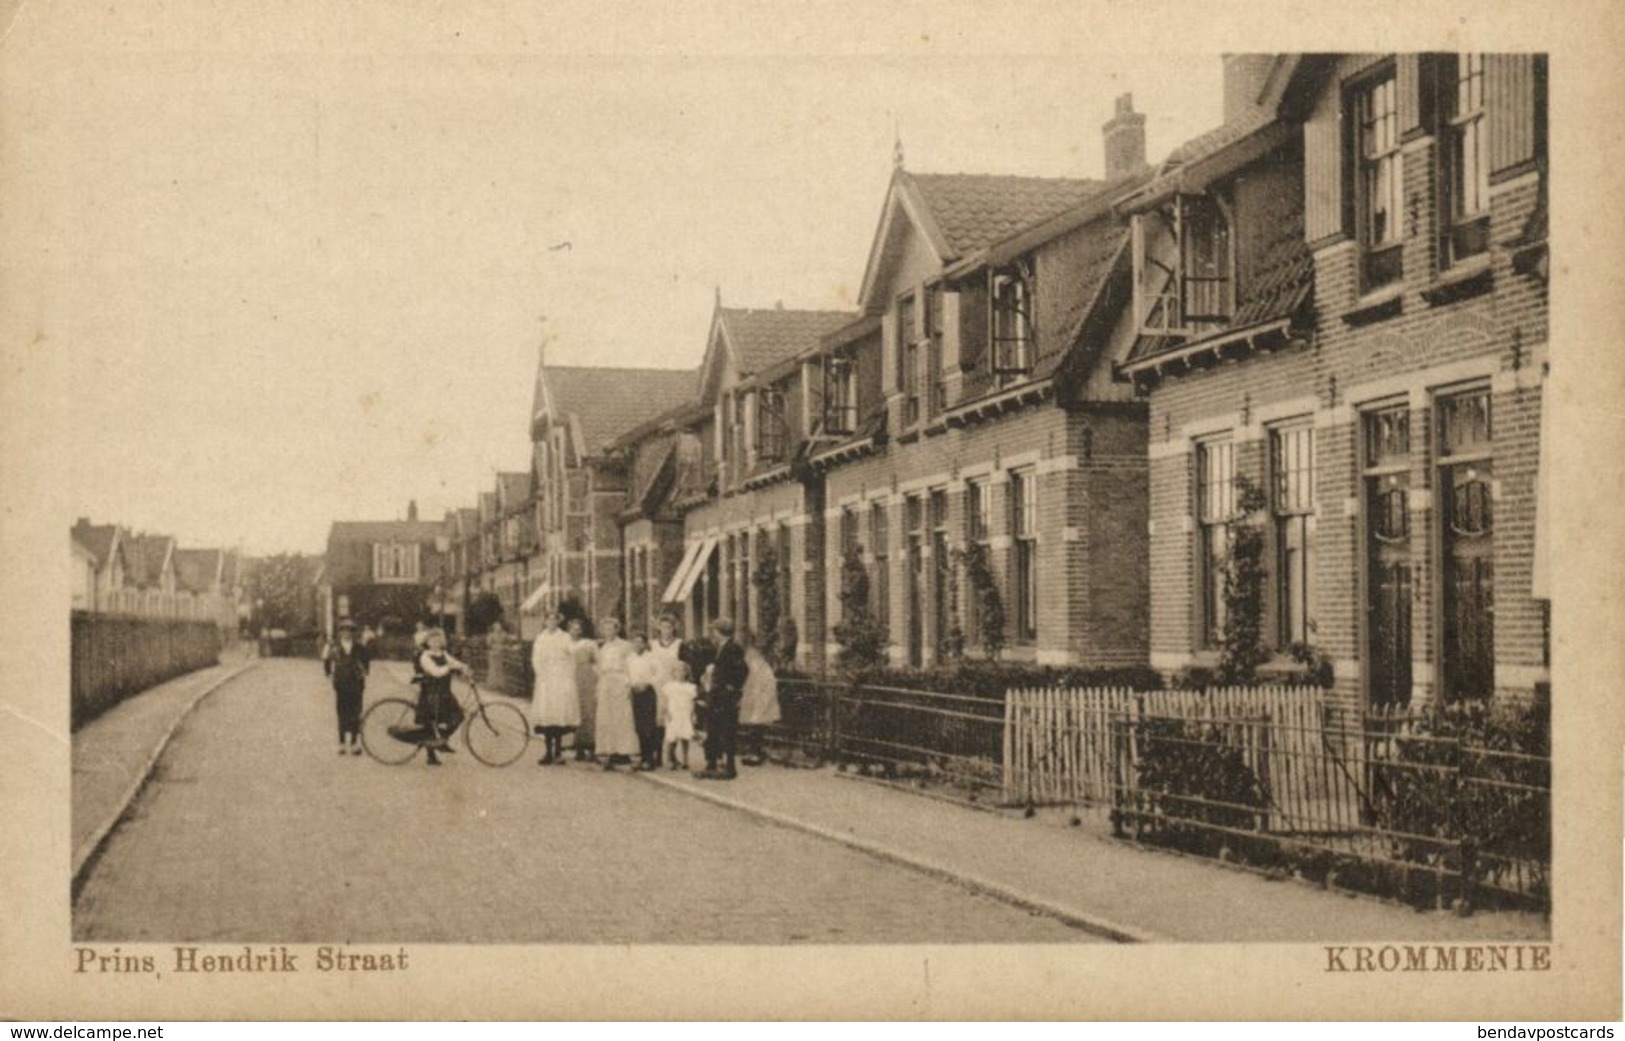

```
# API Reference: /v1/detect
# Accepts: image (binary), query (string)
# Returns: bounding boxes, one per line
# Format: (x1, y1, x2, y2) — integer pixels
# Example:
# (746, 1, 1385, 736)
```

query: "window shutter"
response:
(957, 281, 987, 372)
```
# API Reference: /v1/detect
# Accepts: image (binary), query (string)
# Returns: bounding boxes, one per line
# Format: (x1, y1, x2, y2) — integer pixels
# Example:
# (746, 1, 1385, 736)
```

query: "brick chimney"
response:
(1222, 54, 1276, 124)
(1102, 93, 1147, 180)
(407, 500, 418, 522)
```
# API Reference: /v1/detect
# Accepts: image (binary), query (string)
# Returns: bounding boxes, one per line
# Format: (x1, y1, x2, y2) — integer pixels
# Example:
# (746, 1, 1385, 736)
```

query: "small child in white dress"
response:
(661, 663, 699, 770)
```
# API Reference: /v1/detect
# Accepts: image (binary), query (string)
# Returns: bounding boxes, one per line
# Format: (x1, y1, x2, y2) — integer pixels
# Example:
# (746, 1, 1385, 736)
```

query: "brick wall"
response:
(1141, 137, 1548, 708)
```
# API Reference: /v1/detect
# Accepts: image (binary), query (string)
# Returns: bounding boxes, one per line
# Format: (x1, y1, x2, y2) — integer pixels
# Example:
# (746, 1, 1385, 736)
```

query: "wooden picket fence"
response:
(1003, 684, 1329, 827)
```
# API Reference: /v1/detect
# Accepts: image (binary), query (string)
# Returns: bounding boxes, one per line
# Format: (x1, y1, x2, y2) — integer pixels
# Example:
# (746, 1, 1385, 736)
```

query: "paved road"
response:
(73, 660, 1097, 944)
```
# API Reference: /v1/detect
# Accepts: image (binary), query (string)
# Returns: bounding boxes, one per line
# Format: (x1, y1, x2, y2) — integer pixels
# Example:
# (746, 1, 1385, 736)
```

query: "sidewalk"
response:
(638, 761, 1551, 944)
(72, 652, 259, 882)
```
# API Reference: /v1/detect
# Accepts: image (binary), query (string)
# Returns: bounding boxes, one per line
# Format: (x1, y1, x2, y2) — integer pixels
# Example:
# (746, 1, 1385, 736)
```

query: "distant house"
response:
(123, 533, 179, 618)
(173, 547, 244, 636)
(71, 520, 126, 613)
(519, 359, 697, 634)
(319, 501, 446, 636)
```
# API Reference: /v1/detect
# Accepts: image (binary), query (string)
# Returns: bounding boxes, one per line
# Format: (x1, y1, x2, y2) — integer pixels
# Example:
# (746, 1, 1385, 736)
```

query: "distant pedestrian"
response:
(530, 610, 579, 765)
(593, 618, 639, 770)
(661, 662, 698, 770)
(415, 627, 468, 767)
(627, 632, 662, 769)
(568, 618, 598, 762)
(738, 626, 781, 766)
(698, 618, 746, 780)
(322, 619, 370, 756)
(647, 613, 691, 760)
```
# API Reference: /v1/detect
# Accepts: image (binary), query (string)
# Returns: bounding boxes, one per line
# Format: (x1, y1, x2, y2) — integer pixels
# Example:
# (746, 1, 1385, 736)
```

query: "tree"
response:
(1218, 477, 1271, 685)
(832, 543, 888, 673)
(955, 541, 1006, 660)
(465, 592, 505, 636)
(246, 553, 321, 634)
(751, 541, 782, 663)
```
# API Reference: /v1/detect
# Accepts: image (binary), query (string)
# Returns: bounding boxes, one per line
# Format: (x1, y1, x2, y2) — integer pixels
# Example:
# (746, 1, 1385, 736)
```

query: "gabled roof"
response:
(71, 521, 120, 568)
(173, 548, 224, 594)
(326, 520, 444, 546)
(536, 365, 699, 458)
(220, 550, 242, 589)
(859, 168, 1104, 310)
(717, 307, 856, 378)
(910, 173, 1103, 256)
(496, 471, 531, 510)
(123, 534, 175, 589)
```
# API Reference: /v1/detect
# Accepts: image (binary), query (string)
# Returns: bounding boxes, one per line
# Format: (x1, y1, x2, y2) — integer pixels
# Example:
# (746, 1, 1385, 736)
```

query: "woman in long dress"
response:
(567, 618, 598, 762)
(737, 625, 781, 766)
(592, 618, 640, 769)
(530, 610, 580, 765)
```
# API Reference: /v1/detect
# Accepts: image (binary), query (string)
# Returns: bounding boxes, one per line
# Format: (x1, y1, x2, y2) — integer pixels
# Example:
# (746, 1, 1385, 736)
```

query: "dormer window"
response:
(824, 354, 857, 436)
(756, 385, 788, 463)
(1439, 53, 1490, 267)
(1353, 66, 1403, 289)
(1133, 194, 1233, 337)
(990, 266, 1033, 385)
(899, 293, 920, 426)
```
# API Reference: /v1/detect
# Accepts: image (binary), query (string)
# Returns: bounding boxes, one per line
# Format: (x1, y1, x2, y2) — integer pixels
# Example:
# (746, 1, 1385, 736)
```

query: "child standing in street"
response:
(322, 618, 370, 755)
(661, 662, 698, 770)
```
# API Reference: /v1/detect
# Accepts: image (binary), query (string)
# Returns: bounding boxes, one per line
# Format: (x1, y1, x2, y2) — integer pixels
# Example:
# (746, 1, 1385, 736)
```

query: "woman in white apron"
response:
(530, 610, 580, 765)
(593, 618, 640, 768)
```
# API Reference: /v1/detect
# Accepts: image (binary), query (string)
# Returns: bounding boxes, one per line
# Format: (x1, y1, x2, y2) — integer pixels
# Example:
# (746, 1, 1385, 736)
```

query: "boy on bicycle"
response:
(416, 627, 469, 766)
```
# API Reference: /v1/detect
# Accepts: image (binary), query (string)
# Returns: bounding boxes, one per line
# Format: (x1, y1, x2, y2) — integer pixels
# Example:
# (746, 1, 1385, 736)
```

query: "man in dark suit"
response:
(698, 618, 747, 780)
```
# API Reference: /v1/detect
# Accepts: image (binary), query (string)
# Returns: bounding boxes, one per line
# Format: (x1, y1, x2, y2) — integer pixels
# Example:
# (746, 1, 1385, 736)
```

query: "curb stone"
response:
(72, 660, 260, 890)
(634, 769, 1167, 944)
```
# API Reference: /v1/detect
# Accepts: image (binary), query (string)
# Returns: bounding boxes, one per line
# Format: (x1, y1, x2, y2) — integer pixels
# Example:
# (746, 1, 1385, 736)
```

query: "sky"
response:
(4, 3, 1234, 555)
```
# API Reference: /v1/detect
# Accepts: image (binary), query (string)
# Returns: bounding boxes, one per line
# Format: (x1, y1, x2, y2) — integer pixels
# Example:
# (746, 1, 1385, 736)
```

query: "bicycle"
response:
(359, 676, 530, 766)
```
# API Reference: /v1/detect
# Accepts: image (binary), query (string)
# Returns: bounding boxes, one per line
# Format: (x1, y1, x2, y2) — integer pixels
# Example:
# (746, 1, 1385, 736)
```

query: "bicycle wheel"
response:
(464, 701, 530, 766)
(360, 698, 423, 765)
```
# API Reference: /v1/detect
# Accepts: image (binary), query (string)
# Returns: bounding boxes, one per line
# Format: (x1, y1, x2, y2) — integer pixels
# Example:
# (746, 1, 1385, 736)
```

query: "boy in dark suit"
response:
(322, 619, 370, 755)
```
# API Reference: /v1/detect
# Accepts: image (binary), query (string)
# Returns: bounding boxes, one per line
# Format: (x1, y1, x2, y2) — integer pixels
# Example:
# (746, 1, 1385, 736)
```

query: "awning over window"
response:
(659, 540, 704, 604)
(668, 536, 719, 604)
(1531, 393, 1551, 601)
(521, 581, 553, 613)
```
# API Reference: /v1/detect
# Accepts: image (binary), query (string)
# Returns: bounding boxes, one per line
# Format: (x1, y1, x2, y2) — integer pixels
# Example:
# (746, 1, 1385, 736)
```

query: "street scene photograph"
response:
(39, 14, 1556, 957)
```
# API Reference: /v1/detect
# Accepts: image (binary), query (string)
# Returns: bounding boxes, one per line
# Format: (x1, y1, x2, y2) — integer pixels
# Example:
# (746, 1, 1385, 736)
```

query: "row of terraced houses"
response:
(361, 53, 1548, 716)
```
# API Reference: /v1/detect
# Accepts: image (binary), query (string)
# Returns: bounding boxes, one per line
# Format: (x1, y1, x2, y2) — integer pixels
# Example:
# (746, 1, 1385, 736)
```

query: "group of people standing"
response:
(321, 610, 782, 778)
(528, 611, 780, 780)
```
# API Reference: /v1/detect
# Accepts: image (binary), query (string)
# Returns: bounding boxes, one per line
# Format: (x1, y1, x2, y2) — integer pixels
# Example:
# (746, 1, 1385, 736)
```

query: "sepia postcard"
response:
(2, 0, 1622, 1022)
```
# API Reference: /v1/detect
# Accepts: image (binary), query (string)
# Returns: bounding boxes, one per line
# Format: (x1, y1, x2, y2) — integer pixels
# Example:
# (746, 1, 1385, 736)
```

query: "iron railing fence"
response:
(762, 677, 1548, 910)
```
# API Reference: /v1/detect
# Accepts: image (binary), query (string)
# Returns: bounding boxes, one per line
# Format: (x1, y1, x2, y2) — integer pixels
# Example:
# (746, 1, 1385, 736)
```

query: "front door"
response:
(1363, 405, 1414, 711)
(1366, 472, 1413, 709)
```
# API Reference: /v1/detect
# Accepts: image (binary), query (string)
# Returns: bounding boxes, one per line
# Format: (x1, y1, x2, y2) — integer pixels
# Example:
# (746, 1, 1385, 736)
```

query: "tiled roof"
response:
(173, 548, 223, 594)
(909, 173, 1103, 256)
(72, 521, 119, 566)
(327, 520, 444, 546)
(720, 308, 857, 377)
(497, 471, 531, 508)
(123, 534, 174, 589)
(543, 366, 700, 456)
(1033, 224, 1130, 383)
(1127, 235, 1313, 366)
(1134, 112, 1278, 204)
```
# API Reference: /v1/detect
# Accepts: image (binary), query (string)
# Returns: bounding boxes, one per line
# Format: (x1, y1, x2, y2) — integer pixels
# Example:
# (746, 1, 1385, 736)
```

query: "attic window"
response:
(757, 386, 788, 462)
(824, 354, 858, 436)
(1133, 194, 1232, 338)
(990, 266, 1033, 384)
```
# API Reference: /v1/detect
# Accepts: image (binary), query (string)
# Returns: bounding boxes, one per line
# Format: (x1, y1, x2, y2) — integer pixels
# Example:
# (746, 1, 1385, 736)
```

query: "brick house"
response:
(803, 105, 1154, 669)
(616, 300, 855, 649)
(318, 503, 445, 636)
(603, 98, 1157, 671)
(520, 358, 697, 633)
(1120, 54, 1548, 709)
